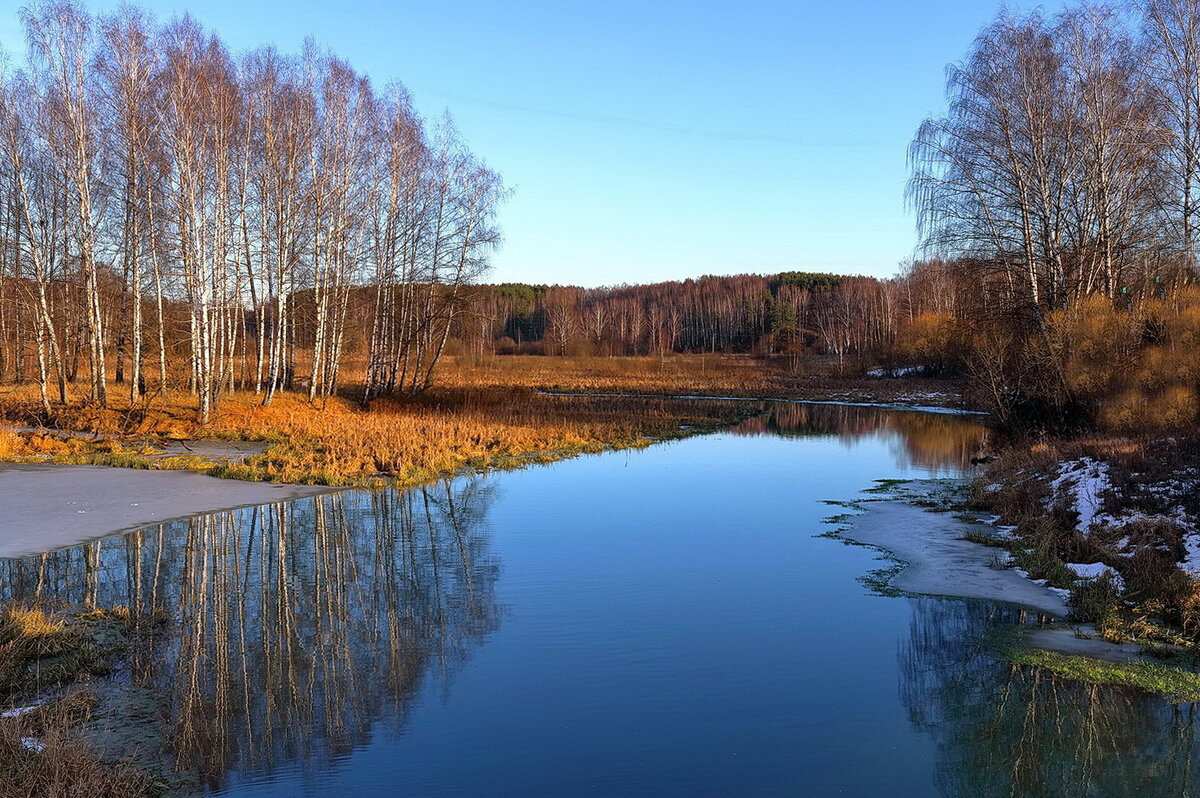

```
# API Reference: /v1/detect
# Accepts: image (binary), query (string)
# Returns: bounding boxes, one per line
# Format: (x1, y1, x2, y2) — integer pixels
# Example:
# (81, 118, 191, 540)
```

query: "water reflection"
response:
(902, 597, 1200, 797)
(5, 411, 1200, 797)
(731, 402, 989, 473)
(0, 478, 501, 791)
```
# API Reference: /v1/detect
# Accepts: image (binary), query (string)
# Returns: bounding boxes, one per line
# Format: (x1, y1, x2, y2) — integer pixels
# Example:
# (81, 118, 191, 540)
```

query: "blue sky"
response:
(2, 0, 1066, 286)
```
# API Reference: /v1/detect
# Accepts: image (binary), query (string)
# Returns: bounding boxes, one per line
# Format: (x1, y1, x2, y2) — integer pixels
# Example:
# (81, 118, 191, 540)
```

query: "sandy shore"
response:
(0, 462, 333, 558)
(838, 499, 1070, 616)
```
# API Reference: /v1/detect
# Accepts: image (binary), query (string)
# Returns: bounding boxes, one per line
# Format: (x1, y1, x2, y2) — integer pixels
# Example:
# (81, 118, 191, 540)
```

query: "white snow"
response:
(0, 704, 40, 719)
(1066, 562, 1116, 579)
(1184, 537, 1200, 574)
(1034, 454, 1200, 574)
(1049, 458, 1111, 533)
(867, 365, 925, 377)
(1066, 562, 1125, 589)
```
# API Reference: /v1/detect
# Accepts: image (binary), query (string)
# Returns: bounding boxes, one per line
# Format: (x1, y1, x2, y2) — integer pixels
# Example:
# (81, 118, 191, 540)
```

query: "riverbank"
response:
(0, 604, 165, 797)
(438, 354, 968, 408)
(0, 360, 971, 491)
(0, 384, 763, 488)
(0, 386, 768, 560)
(0, 388, 984, 558)
(836, 478, 1200, 700)
(975, 436, 1200, 644)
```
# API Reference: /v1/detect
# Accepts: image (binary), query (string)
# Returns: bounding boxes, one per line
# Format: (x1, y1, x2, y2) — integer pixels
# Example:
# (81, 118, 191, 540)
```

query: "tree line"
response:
(451, 272, 909, 364)
(0, 0, 504, 421)
(906, 0, 1200, 428)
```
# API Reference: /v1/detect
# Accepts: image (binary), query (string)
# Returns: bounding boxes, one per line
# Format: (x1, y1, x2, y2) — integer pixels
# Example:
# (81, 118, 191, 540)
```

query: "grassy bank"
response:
(435, 353, 965, 405)
(0, 383, 756, 487)
(0, 604, 164, 797)
(842, 475, 1200, 702)
(973, 435, 1200, 647)
(0, 356, 966, 487)
(988, 624, 1200, 703)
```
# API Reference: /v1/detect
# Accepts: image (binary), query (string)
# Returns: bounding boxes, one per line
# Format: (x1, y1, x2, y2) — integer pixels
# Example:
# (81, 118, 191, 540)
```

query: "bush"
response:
(1178, 585, 1200, 641)
(1012, 544, 1076, 589)
(891, 312, 959, 373)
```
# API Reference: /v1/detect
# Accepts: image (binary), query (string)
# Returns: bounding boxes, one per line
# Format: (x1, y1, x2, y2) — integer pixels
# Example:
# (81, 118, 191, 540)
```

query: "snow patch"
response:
(867, 365, 926, 377)
(1066, 562, 1125, 589)
(1184, 537, 1200, 575)
(0, 704, 41, 719)
(1049, 458, 1110, 533)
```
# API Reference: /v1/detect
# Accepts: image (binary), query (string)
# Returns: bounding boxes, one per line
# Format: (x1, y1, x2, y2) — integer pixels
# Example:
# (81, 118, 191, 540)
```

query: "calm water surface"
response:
(3, 403, 1198, 797)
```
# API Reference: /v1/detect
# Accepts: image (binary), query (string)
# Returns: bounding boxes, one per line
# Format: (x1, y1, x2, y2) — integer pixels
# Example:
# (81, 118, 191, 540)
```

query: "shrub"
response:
(891, 312, 959, 372)
(1178, 585, 1200, 641)
(1013, 544, 1076, 589)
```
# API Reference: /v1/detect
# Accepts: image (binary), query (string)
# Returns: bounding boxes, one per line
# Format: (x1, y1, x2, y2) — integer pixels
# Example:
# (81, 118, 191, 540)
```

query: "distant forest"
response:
(452, 272, 869, 358)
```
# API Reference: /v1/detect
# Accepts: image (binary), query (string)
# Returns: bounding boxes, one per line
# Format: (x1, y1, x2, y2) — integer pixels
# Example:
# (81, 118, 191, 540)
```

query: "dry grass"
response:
(0, 715, 154, 798)
(438, 353, 791, 394)
(0, 605, 156, 798)
(204, 388, 753, 485)
(0, 605, 116, 703)
(0, 378, 753, 486)
(0, 354, 965, 486)
(435, 353, 965, 403)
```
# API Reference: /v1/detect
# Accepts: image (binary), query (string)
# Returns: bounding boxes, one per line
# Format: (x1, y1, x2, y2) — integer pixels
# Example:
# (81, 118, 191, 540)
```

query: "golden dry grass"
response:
(437, 353, 965, 403)
(437, 353, 790, 394)
(0, 377, 751, 486)
(0, 354, 963, 486)
(0, 713, 154, 798)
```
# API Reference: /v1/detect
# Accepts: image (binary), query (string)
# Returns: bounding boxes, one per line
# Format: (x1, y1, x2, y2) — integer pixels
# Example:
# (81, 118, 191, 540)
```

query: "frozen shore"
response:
(0, 462, 332, 558)
(837, 498, 1069, 616)
(837, 489, 1172, 664)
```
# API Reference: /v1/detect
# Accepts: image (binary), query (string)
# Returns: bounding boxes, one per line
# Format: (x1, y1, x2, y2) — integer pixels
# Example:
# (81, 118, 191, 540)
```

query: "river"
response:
(2, 402, 1197, 797)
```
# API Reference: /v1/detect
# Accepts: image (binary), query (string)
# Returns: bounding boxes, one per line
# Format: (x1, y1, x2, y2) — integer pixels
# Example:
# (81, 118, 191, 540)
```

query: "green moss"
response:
(859, 561, 905, 598)
(959, 530, 1011, 548)
(1010, 647, 1200, 702)
(989, 624, 1200, 703)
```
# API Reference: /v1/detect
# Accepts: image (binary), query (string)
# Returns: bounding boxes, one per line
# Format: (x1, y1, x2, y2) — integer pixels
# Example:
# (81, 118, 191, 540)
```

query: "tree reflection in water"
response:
(0, 477, 501, 790)
(901, 597, 1200, 798)
(731, 402, 989, 474)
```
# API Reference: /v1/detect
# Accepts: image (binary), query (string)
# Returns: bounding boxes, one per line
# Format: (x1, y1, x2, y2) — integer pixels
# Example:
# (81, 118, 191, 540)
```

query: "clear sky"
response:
(1, 0, 1066, 286)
